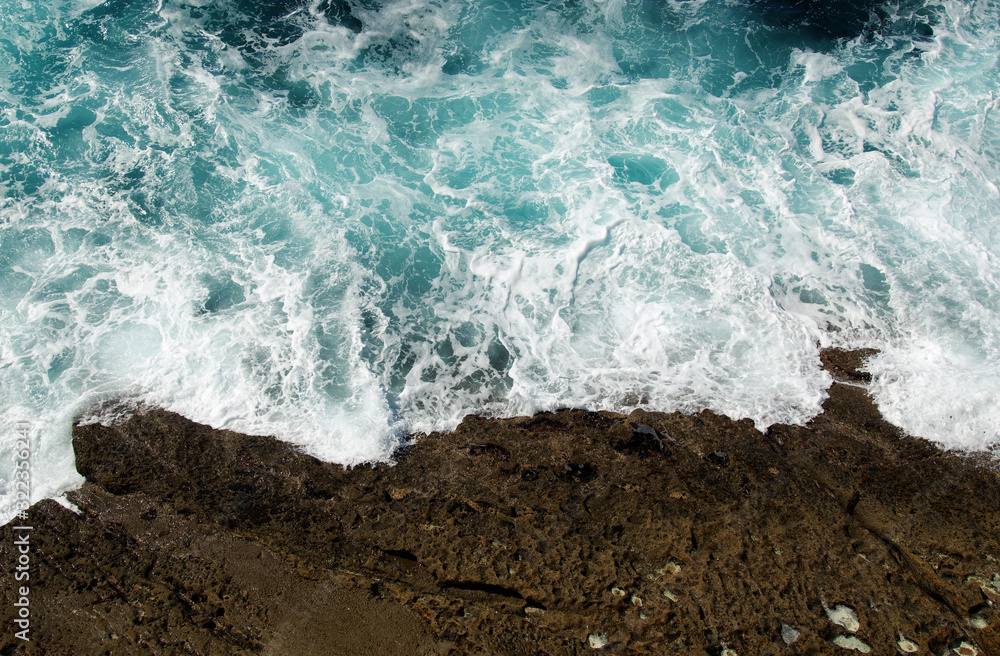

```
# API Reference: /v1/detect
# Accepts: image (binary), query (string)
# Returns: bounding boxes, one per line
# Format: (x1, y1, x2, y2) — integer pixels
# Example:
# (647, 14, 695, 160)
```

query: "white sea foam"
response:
(2, 0, 999, 523)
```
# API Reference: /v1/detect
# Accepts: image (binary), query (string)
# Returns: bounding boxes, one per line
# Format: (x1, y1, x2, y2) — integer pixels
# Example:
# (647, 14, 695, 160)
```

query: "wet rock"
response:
(525, 416, 568, 432)
(581, 411, 619, 429)
(467, 443, 511, 460)
(706, 450, 730, 466)
(557, 462, 597, 483)
(3, 351, 1000, 656)
(615, 424, 666, 456)
(820, 347, 878, 383)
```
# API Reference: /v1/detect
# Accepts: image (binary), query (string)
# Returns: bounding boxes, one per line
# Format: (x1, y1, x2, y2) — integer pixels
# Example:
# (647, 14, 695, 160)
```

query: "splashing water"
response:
(2, 0, 999, 520)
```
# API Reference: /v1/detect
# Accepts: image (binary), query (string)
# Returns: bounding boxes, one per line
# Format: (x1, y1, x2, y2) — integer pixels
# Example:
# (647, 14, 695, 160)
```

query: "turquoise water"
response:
(2, 0, 999, 517)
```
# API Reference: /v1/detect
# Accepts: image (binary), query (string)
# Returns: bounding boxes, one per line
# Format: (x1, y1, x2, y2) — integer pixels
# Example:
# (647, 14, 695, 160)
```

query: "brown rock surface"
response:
(3, 350, 999, 655)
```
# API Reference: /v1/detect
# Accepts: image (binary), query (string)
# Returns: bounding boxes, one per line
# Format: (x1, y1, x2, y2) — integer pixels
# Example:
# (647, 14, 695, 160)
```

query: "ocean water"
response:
(2, 0, 999, 519)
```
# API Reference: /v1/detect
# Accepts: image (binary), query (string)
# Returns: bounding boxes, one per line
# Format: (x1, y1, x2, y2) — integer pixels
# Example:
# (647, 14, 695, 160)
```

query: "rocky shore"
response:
(3, 349, 999, 655)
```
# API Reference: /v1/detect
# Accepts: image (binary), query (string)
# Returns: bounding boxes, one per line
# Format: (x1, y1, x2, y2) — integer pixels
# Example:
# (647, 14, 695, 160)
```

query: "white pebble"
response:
(950, 642, 978, 656)
(588, 633, 609, 650)
(827, 604, 861, 633)
(832, 635, 871, 653)
(781, 624, 801, 645)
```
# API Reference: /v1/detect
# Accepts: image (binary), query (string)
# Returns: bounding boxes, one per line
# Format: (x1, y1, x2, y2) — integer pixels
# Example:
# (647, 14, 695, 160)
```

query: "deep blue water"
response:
(2, 0, 999, 517)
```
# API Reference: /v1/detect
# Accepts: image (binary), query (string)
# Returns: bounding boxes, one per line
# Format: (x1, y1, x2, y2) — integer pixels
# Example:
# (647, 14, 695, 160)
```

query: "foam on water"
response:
(2, 0, 999, 521)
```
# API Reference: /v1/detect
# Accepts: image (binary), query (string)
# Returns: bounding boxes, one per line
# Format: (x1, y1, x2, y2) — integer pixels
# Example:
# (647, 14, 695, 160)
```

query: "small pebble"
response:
(781, 623, 801, 646)
(832, 635, 871, 653)
(647, 561, 682, 579)
(827, 604, 860, 633)
(949, 642, 977, 656)
(588, 633, 609, 650)
(897, 635, 919, 653)
(611, 587, 626, 597)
